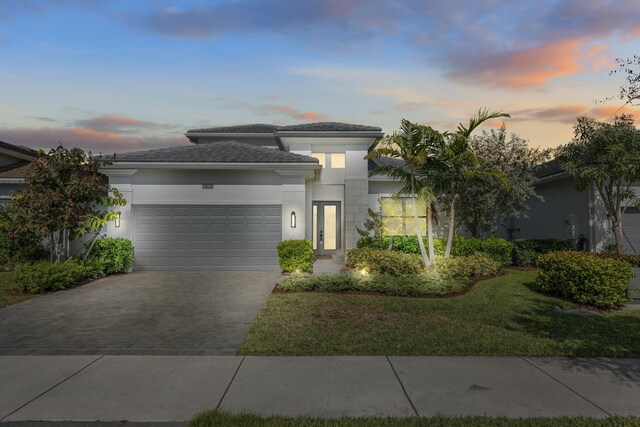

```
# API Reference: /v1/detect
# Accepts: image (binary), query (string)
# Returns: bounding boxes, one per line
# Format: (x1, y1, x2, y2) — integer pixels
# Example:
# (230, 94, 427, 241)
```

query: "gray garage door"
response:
(133, 204, 281, 270)
(623, 208, 640, 255)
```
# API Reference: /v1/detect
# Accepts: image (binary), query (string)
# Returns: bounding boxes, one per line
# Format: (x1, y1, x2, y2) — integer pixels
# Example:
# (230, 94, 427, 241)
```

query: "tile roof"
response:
(368, 157, 409, 174)
(0, 161, 32, 178)
(187, 124, 280, 134)
(186, 122, 382, 134)
(277, 122, 382, 132)
(0, 140, 38, 158)
(112, 141, 319, 163)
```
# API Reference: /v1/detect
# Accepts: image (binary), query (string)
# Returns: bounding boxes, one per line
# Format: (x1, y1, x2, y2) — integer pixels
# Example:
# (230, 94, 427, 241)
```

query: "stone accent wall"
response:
(345, 179, 369, 249)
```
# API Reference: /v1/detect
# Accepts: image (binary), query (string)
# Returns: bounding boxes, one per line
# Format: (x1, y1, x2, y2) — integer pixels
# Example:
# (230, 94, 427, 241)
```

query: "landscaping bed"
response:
(239, 269, 640, 357)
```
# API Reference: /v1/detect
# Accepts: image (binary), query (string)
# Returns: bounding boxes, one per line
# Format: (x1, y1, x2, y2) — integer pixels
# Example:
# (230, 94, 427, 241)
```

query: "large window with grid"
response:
(380, 197, 427, 236)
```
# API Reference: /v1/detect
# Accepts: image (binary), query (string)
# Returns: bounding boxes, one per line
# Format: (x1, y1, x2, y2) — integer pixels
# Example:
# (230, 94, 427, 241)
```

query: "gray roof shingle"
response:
(277, 122, 382, 132)
(112, 141, 319, 164)
(186, 122, 382, 134)
(187, 124, 280, 134)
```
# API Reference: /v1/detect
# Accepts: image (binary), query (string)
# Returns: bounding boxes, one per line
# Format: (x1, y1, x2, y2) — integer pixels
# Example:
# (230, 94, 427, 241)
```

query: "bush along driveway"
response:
(239, 269, 640, 356)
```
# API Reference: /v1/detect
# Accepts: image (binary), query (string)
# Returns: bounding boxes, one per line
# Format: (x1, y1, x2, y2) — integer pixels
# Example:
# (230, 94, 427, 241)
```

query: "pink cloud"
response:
(75, 114, 173, 133)
(0, 127, 187, 153)
(451, 39, 592, 88)
(511, 104, 638, 124)
(265, 105, 329, 122)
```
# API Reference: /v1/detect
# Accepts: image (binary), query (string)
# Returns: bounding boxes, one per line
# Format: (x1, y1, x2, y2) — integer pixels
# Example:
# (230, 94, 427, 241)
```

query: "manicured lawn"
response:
(0, 271, 36, 308)
(190, 411, 640, 427)
(239, 269, 640, 356)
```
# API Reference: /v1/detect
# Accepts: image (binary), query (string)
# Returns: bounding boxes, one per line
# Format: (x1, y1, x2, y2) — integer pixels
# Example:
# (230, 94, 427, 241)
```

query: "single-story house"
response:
(0, 140, 38, 203)
(497, 159, 640, 254)
(102, 122, 408, 270)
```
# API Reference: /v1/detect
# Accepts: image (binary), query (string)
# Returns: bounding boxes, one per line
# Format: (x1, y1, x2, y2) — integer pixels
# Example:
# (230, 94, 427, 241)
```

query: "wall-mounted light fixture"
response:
(115, 211, 121, 228)
(290, 211, 296, 228)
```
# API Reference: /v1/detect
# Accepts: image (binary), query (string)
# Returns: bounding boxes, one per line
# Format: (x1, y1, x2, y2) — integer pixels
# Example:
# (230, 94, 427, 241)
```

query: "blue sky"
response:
(0, 0, 638, 152)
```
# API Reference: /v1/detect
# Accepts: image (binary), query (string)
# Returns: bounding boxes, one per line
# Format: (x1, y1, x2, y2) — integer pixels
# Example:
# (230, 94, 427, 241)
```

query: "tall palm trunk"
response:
(445, 194, 457, 257)
(427, 205, 435, 261)
(411, 178, 430, 268)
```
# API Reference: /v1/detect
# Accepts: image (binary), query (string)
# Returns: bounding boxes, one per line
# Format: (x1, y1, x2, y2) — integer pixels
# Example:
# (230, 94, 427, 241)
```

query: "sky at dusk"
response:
(0, 0, 638, 153)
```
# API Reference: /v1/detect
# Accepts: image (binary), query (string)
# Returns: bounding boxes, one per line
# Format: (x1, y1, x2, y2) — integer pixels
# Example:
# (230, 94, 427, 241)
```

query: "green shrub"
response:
(346, 248, 424, 276)
(277, 240, 315, 273)
(13, 260, 89, 294)
(450, 237, 513, 265)
(356, 236, 512, 265)
(278, 272, 466, 297)
(85, 237, 134, 276)
(512, 239, 575, 267)
(536, 251, 632, 309)
(593, 252, 640, 268)
(432, 253, 501, 278)
(0, 230, 48, 268)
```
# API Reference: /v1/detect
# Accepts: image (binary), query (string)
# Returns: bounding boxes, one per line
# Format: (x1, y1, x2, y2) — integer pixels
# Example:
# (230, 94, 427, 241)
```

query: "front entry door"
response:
(312, 201, 341, 254)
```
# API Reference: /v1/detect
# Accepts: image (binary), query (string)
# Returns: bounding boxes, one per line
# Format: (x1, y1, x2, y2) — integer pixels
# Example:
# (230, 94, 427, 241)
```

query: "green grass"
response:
(0, 271, 36, 308)
(239, 269, 640, 356)
(190, 411, 640, 427)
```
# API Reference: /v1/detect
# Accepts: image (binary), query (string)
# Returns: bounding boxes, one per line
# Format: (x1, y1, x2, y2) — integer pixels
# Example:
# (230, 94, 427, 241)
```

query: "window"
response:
(311, 153, 325, 167)
(331, 153, 345, 168)
(380, 197, 427, 236)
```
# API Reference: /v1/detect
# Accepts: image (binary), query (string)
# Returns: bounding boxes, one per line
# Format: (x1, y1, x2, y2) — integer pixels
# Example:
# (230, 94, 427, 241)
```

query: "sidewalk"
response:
(1, 356, 639, 423)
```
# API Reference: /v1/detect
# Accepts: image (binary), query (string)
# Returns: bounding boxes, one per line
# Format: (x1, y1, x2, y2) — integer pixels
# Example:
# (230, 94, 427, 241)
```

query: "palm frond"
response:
(457, 108, 511, 137)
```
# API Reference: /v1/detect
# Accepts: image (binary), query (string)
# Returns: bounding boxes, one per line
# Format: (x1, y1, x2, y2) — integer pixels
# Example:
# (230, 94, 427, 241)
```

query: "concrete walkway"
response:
(1, 356, 639, 422)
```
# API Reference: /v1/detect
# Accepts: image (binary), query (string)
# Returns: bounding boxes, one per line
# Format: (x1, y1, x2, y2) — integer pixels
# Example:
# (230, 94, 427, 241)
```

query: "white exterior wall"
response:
(103, 168, 309, 244)
(283, 136, 375, 250)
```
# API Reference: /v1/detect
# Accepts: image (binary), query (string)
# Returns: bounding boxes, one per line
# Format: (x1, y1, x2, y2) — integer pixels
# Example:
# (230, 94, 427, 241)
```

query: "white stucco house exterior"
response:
(497, 159, 640, 254)
(102, 122, 401, 270)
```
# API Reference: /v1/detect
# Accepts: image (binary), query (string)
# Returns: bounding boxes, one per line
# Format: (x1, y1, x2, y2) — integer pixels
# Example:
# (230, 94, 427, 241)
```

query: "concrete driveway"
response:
(0, 271, 281, 356)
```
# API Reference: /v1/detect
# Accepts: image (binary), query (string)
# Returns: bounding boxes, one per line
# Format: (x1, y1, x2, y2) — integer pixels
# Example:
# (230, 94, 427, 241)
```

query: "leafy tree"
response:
(558, 115, 640, 255)
(430, 110, 510, 257)
(11, 146, 125, 263)
(367, 119, 442, 267)
(457, 126, 552, 237)
(608, 56, 640, 107)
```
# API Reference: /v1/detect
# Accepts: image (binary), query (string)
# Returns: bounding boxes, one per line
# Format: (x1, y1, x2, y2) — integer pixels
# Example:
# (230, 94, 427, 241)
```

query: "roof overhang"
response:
(102, 162, 320, 171)
(535, 172, 570, 184)
(0, 147, 36, 162)
(0, 178, 25, 184)
(276, 131, 383, 138)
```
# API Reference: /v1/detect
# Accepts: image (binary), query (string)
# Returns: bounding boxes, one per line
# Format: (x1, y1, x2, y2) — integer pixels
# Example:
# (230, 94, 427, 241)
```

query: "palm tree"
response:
(434, 109, 511, 257)
(367, 119, 437, 268)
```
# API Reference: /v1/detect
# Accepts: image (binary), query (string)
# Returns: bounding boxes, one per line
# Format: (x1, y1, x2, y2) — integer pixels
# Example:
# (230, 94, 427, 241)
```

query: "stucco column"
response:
(345, 179, 368, 249)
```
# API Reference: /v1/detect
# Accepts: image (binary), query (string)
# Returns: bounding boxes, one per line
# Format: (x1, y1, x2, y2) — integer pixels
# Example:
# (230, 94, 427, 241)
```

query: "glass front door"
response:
(312, 201, 341, 254)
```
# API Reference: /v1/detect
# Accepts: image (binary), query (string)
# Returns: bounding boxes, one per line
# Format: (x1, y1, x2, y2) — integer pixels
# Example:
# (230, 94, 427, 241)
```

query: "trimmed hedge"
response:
(85, 237, 134, 277)
(536, 251, 632, 309)
(432, 253, 502, 278)
(278, 272, 466, 297)
(346, 248, 424, 276)
(357, 236, 513, 265)
(277, 239, 315, 273)
(512, 239, 575, 267)
(13, 260, 89, 294)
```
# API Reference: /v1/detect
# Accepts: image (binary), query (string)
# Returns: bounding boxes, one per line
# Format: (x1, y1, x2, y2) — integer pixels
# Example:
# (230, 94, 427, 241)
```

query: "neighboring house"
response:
(102, 122, 389, 270)
(497, 159, 640, 254)
(0, 140, 38, 203)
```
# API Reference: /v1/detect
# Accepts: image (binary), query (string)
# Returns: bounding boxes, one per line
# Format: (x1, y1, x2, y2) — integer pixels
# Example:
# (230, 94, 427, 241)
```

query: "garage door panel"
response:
(133, 204, 282, 270)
